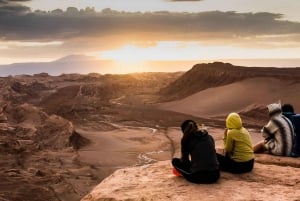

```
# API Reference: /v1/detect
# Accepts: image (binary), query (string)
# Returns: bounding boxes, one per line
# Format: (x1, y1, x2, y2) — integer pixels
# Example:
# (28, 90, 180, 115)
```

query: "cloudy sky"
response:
(1, 0, 300, 72)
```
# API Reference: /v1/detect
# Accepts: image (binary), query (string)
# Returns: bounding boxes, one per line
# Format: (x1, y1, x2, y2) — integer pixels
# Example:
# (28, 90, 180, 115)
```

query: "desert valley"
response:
(1, 62, 300, 201)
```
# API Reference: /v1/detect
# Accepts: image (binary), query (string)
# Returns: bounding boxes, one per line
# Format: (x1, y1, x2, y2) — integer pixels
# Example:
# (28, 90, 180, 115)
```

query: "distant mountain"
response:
(159, 62, 300, 101)
(0, 55, 116, 76)
(54, 54, 96, 62)
(2, 56, 300, 78)
(0, 54, 193, 77)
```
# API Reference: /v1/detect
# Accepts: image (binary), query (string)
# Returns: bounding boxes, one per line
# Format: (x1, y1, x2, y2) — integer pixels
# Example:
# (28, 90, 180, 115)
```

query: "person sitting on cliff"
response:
(216, 112, 254, 174)
(253, 103, 294, 156)
(281, 103, 300, 157)
(172, 119, 220, 184)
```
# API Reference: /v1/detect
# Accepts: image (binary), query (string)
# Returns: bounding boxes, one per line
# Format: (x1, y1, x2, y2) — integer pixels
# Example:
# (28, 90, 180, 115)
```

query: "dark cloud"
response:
(0, 4, 30, 14)
(0, 0, 31, 4)
(0, 7, 300, 44)
(0, 0, 31, 15)
(166, 0, 203, 1)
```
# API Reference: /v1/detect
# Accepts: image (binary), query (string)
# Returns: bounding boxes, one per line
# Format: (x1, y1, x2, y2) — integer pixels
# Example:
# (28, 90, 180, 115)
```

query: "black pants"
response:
(172, 158, 220, 184)
(216, 153, 254, 174)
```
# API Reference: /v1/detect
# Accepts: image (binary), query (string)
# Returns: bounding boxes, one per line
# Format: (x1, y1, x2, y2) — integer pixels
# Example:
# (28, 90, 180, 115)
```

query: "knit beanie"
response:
(267, 103, 282, 116)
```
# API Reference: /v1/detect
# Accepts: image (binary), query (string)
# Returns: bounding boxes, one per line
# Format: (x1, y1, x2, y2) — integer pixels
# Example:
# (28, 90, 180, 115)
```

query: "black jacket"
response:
(181, 130, 219, 172)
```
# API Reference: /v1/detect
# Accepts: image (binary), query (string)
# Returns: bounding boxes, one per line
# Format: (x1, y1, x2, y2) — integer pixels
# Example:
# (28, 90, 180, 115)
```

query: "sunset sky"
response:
(1, 0, 300, 73)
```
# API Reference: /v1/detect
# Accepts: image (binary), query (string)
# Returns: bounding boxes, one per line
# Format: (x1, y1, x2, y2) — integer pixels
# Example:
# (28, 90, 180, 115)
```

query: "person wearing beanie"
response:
(171, 119, 220, 184)
(216, 112, 254, 173)
(253, 103, 294, 156)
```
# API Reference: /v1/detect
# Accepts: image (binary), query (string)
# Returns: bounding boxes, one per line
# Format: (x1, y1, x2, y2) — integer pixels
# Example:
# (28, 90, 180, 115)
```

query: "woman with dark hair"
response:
(171, 120, 220, 184)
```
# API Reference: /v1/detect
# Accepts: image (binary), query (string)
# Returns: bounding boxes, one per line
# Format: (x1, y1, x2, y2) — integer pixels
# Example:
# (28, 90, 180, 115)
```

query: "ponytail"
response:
(181, 120, 198, 136)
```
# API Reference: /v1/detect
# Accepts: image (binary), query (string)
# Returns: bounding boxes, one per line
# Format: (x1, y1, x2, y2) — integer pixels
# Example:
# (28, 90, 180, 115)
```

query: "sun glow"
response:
(95, 42, 203, 62)
(92, 43, 191, 73)
(98, 45, 160, 62)
(96, 41, 300, 64)
(88, 41, 300, 73)
(114, 60, 148, 74)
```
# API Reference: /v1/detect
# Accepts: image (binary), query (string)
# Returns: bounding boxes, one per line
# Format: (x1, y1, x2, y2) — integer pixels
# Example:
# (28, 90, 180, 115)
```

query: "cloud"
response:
(0, 5, 29, 14)
(0, 0, 31, 4)
(0, 0, 30, 15)
(1, 8, 300, 39)
(166, 0, 203, 1)
(0, 7, 300, 56)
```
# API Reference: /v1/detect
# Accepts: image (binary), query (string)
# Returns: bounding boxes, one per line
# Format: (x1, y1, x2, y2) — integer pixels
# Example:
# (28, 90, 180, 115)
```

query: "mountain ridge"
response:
(159, 62, 300, 102)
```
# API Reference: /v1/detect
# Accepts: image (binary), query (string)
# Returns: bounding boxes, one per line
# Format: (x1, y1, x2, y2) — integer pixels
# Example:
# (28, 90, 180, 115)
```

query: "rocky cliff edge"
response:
(81, 155, 300, 201)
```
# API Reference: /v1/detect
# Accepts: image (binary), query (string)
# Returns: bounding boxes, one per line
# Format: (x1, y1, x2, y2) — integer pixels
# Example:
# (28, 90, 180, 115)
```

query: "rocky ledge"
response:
(81, 155, 300, 201)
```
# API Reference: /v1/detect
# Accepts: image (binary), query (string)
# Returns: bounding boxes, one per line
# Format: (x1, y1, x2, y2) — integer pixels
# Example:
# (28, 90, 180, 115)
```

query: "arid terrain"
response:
(0, 62, 300, 201)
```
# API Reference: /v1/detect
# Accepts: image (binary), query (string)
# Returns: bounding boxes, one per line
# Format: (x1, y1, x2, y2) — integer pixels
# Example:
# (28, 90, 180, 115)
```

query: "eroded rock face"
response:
(0, 102, 87, 152)
(0, 73, 202, 201)
(0, 101, 91, 201)
(81, 159, 300, 201)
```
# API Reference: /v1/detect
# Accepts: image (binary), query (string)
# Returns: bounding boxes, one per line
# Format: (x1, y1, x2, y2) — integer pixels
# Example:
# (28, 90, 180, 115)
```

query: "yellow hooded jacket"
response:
(224, 113, 254, 162)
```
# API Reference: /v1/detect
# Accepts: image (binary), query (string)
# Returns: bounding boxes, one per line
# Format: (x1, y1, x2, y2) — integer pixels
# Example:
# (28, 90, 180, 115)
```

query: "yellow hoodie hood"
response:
(226, 112, 242, 129)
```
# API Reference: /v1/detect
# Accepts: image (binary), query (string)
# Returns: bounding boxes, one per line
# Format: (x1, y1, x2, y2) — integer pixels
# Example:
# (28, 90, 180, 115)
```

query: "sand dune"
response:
(158, 77, 300, 118)
(159, 62, 300, 102)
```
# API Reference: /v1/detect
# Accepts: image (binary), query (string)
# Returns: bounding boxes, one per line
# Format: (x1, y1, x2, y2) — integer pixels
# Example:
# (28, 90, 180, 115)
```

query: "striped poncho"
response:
(262, 114, 294, 156)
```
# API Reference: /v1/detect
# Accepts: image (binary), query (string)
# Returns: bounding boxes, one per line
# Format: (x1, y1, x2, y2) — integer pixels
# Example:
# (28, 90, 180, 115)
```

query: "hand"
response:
(216, 148, 225, 155)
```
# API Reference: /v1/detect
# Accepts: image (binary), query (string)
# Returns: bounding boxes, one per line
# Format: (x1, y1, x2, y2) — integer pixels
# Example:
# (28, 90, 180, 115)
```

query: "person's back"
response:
(217, 112, 254, 174)
(262, 103, 294, 156)
(282, 104, 300, 157)
(292, 114, 300, 156)
(225, 127, 254, 162)
(187, 130, 219, 172)
(224, 113, 254, 162)
(172, 120, 220, 183)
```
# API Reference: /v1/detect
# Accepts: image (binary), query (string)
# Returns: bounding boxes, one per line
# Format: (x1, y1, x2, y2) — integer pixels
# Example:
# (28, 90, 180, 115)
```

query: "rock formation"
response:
(81, 157, 300, 201)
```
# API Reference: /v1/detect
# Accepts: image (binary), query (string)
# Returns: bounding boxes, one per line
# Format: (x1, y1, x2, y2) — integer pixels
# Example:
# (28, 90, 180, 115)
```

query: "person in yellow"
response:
(216, 112, 254, 173)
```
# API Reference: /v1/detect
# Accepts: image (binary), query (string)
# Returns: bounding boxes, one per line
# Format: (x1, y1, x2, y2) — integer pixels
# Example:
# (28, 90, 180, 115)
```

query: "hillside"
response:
(158, 77, 300, 122)
(159, 62, 300, 102)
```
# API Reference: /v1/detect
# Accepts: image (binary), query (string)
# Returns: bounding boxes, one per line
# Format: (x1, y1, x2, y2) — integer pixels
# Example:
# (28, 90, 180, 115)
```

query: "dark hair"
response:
(282, 104, 294, 113)
(181, 120, 198, 135)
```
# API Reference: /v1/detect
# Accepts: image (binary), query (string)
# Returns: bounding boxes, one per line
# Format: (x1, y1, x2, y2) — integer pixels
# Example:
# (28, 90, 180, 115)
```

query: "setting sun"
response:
(99, 45, 150, 62)
(94, 43, 191, 62)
